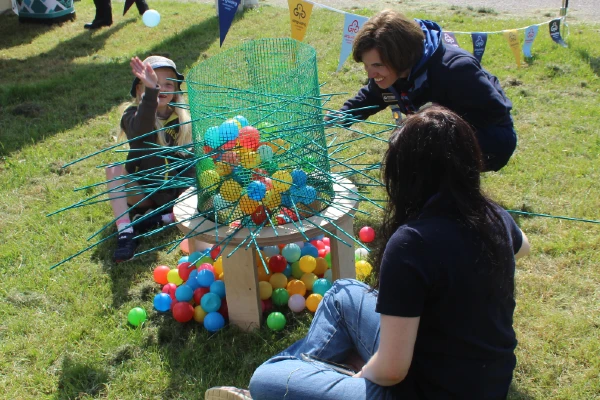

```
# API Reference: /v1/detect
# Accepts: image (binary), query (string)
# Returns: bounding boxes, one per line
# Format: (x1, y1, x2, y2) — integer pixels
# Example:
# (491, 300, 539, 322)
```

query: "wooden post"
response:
(329, 216, 356, 281)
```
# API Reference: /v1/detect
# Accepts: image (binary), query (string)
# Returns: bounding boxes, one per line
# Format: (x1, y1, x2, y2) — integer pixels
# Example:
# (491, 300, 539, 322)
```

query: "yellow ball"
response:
(269, 272, 288, 289)
(228, 118, 242, 130)
(218, 272, 224, 280)
(271, 171, 292, 193)
(193, 306, 207, 323)
(167, 268, 183, 285)
(213, 256, 223, 276)
(199, 169, 220, 189)
(299, 255, 317, 273)
(259, 280, 273, 300)
(314, 257, 328, 276)
(356, 260, 373, 280)
(240, 194, 259, 214)
(257, 259, 271, 282)
(240, 151, 260, 169)
(215, 161, 233, 176)
(263, 190, 281, 209)
(286, 279, 306, 297)
(301, 272, 317, 291)
(306, 293, 323, 312)
(220, 179, 242, 202)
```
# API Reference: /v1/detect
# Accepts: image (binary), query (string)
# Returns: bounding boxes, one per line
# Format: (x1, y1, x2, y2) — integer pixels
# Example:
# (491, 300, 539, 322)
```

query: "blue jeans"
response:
(249, 279, 397, 400)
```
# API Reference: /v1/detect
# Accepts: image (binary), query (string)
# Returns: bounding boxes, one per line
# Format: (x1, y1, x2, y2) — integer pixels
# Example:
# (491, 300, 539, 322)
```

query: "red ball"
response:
(220, 139, 237, 150)
(162, 283, 177, 299)
(269, 254, 287, 273)
(193, 287, 210, 305)
(252, 168, 268, 181)
(173, 302, 194, 323)
(153, 265, 170, 285)
(322, 237, 330, 246)
(238, 126, 260, 150)
(251, 205, 269, 225)
(218, 299, 229, 320)
(318, 248, 327, 258)
(210, 246, 221, 260)
(261, 298, 273, 313)
(359, 226, 376, 243)
(177, 262, 194, 281)
(170, 299, 179, 311)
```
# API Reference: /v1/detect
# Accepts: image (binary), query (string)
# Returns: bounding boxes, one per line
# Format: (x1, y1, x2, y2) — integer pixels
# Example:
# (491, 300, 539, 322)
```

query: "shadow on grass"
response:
(55, 355, 110, 400)
(0, 12, 56, 51)
(0, 15, 219, 158)
(508, 384, 535, 399)
(577, 48, 600, 77)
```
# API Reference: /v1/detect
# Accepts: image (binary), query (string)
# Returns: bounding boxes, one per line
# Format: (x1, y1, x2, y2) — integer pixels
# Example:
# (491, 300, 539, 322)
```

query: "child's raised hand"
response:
(130, 56, 158, 89)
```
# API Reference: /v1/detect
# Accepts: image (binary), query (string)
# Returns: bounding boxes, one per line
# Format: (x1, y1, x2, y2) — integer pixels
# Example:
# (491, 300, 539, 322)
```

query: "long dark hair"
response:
(372, 106, 514, 298)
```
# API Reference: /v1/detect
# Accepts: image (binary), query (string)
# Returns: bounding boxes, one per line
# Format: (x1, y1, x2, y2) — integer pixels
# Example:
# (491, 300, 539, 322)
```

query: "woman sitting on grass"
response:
(206, 105, 530, 400)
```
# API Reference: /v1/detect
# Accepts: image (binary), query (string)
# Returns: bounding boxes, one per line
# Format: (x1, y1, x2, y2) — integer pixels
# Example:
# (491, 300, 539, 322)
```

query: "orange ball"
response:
(306, 293, 323, 312)
(314, 257, 328, 276)
(286, 279, 306, 297)
(269, 272, 288, 289)
(257, 262, 271, 282)
(153, 265, 170, 285)
(301, 272, 317, 290)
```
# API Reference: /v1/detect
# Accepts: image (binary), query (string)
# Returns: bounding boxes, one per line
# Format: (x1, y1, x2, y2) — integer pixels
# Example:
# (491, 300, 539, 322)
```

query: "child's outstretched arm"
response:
(130, 56, 159, 89)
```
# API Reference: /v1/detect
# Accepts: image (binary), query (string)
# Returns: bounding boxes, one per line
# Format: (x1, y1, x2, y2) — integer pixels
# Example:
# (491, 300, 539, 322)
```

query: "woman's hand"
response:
(130, 56, 158, 89)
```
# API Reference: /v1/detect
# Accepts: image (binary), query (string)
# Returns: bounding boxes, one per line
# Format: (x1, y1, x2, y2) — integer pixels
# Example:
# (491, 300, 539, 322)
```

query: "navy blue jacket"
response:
(339, 19, 513, 129)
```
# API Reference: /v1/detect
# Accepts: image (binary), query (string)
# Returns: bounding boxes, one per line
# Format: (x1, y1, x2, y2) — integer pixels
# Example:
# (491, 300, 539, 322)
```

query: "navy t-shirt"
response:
(375, 195, 522, 399)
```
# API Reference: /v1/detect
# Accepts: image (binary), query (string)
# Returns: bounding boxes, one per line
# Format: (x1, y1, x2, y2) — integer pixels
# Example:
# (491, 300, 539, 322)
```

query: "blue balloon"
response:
(281, 243, 302, 263)
(219, 120, 239, 142)
(153, 293, 172, 312)
(233, 115, 249, 127)
(197, 269, 216, 287)
(175, 284, 194, 302)
(201, 292, 222, 313)
(204, 311, 225, 332)
(247, 181, 266, 201)
(291, 169, 307, 187)
(312, 278, 333, 296)
(301, 243, 319, 258)
(210, 280, 226, 298)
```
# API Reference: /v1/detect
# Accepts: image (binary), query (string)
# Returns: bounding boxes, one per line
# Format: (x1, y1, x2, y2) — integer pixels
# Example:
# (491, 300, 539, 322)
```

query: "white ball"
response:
(355, 247, 368, 261)
(142, 9, 161, 28)
(288, 294, 306, 313)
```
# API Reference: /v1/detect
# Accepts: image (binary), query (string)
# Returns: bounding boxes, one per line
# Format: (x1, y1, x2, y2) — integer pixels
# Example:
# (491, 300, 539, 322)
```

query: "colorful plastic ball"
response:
(219, 120, 239, 141)
(233, 115, 249, 127)
(317, 248, 328, 258)
(268, 255, 287, 273)
(186, 270, 200, 290)
(127, 307, 147, 326)
(306, 293, 323, 312)
(210, 280, 226, 298)
(257, 145, 273, 162)
(314, 257, 328, 276)
(247, 181, 267, 201)
(302, 185, 317, 204)
(263, 190, 281, 209)
(177, 262, 194, 281)
(238, 126, 260, 150)
(209, 246, 221, 260)
(197, 255, 214, 266)
(271, 171, 292, 193)
(282, 263, 292, 277)
(291, 261, 303, 279)
(322, 237, 331, 246)
(359, 226, 376, 243)
(193, 305, 207, 323)
(290, 169, 307, 187)
(251, 205, 269, 225)
(173, 302, 194, 323)
(167, 268, 184, 285)
(204, 311, 226, 332)
(153, 293, 172, 312)
(272, 288, 290, 306)
(197, 156, 216, 172)
(281, 243, 302, 263)
(266, 312, 286, 331)
(188, 251, 203, 265)
(312, 278, 332, 296)
(218, 299, 229, 320)
(356, 260, 373, 280)
(240, 151, 261, 169)
(220, 180, 243, 202)
(323, 269, 333, 282)
(198, 262, 216, 274)
(199, 170, 220, 189)
(221, 151, 240, 166)
(178, 255, 189, 264)
(232, 165, 252, 185)
(299, 255, 317, 273)
(286, 279, 306, 297)
(301, 272, 318, 291)
(197, 269, 216, 288)
(269, 272, 288, 289)
(175, 284, 194, 302)
(258, 281, 273, 300)
(153, 265, 170, 285)
(212, 194, 229, 211)
(261, 298, 273, 313)
(262, 245, 280, 258)
(257, 262, 271, 282)
(200, 292, 222, 313)
(300, 243, 319, 258)
(204, 126, 222, 148)
(142, 9, 161, 27)
(162, 283, 177, 299)
(193, 287, 210, 305)
(324, 252, 332, 267)
(213, 256, 223, 276)
(288, 294, 306, 313)
(355, 247, 369, 261)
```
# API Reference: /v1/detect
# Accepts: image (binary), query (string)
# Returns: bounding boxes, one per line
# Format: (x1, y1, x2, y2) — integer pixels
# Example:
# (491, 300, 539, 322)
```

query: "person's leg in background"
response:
(134, 0, 149, 15)
(84, 0, 113, 29)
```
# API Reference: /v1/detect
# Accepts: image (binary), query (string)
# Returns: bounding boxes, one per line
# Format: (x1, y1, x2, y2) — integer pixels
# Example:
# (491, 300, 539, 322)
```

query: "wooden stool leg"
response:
(330, 217, 356, 281)
(221, 247, 262, 331)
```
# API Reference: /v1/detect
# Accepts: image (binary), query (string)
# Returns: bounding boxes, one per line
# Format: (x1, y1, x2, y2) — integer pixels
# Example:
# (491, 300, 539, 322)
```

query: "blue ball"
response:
(301, 243, 319, 258)
(210, 280, 226, 298)
(201, 292, 222, 313)
(212, 194, 230, 211)
(186, 270, 200, 290)
(281, 243, 302, 263)
(204, 126, 224, 148)
(312, 278, 333, 296)
(303, 185, 317, 204)
(142, 9, 161, 27)
(233, 115, 249, 127)
(281, 191, 293, 207)
(282, 263, 292, 278)
(153, 293, 172, 312)
(262, 245, 280, 258)
(204, 311, 225, 332)
(247, 181, 266, 201)
(175, 284, 194, 302)
(197, 269, 216, 288)
(188, 251, 203, 265)
(291, 169, 307, 187)
(178, 255, 189, 264)
(219, 120, 239, 142)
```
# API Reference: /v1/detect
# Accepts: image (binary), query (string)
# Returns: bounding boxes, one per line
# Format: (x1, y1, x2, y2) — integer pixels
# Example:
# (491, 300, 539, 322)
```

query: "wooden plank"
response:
(330, 215, 356, 281)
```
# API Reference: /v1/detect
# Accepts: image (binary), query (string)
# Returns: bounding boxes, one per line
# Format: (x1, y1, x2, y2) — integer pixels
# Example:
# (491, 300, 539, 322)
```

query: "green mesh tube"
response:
(187, 38, 334, 226)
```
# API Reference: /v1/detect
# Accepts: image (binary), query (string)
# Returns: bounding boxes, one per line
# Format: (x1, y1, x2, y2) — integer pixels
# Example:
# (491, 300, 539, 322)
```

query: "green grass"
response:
(1, 1, 599, 399)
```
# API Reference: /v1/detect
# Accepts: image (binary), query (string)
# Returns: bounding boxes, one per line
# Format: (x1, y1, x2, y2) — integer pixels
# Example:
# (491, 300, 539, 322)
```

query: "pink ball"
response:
(162, 283, 177, 299)
(359, 226, 376, 243)
(198, 263, 215, 274)
(322, 237, 330, 246)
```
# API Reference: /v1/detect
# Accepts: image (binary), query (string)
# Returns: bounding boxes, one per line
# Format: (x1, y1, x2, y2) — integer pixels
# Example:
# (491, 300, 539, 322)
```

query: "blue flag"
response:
(218, 0, 242, 47)
(522, 25, 539, 58)
(471, 32, 487, 62)
(442, 32, 460, 48)
(549, 18, 568, 48)
(337, 13, 368, 71)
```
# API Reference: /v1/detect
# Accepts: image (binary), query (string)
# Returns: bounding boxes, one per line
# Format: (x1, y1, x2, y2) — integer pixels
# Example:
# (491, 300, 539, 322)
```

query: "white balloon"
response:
(142, 9, 161, 28)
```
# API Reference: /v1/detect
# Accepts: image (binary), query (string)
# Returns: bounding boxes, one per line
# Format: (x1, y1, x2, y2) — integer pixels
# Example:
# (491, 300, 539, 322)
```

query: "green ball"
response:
(266, 311, 286, 331)
(197, 157, 216, 172)
(127, 307, 147, 327)
(272, 288, 290, 306)
(195, 256, 214, 266)
(291, 261, 303, 279)
(324, 252, 332, 267)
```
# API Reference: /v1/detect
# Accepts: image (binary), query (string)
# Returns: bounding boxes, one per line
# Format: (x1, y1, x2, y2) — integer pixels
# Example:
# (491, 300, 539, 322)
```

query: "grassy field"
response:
(1, 1, 599, 399)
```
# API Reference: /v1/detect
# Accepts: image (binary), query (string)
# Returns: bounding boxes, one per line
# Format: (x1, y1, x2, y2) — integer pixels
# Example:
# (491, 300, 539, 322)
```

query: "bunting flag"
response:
(337, 13, 368, 71)
(288, 0, 314, 41)
(549, 18, 568, 47)
(503, 30, 521, 68)
(218, 0, 242, 47)
(442, 31, 460, 48)
(522, 25, 539, 58)
(471, 32, 488, 62)
(11, 0, 18, 15)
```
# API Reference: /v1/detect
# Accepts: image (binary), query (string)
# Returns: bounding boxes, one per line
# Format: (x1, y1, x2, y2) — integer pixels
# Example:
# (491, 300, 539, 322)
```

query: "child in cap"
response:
(106, 55, 195, 263)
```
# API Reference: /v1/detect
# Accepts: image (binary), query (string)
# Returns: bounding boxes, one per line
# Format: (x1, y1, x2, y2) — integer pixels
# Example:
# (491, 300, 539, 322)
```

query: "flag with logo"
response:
(503, 30, 521, 68)
(549, 18, 568, 47)
(442, 31, 460, 48)
(288, 0, 314, 41)
(471, 32, 488, 62)
(522, 25, 539, 58)
(218, 0, 242, 46)
(337, 13, 369, 71)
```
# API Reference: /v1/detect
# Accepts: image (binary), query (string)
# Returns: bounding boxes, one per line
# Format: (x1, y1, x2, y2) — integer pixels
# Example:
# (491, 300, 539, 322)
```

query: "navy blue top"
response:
(376, 194, 522, 399)
(339, 19, 513, 129)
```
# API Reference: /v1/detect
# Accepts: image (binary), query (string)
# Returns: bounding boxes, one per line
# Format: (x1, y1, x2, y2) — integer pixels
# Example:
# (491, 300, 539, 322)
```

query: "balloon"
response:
(220, 179, 242, 202)
(233, 115, 249, 127)
(288, 294, 306, 313)
(199, 170, 220, 189)
(359, 226, 376, 243)
(200, 292, 222, 313)
(153, 293, 172, 312)
(172, 302, 194, 323)
(142, 9, 161, 27)
(281, 243, 301, 263)
(271, 171, 292, 193)
(153, 265, 170, 285)
(219, 120, 239, 142)
(257, 145, 273, 162)
(272, 288, 290, 306)
(204, 312, 226, 332)
(204, 126, 223, 148)
(312, 278, 332, 296)
(266, 312, 286, 331)
(127, 307, 147, 326)
(290, 169, 307, 187)
(306, 293, 323, 313)
(238, 126, 260, 150)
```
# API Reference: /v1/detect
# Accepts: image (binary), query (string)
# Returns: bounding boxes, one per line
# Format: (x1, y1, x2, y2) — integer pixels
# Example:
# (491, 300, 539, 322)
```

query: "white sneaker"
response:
(205, 386, 252, 400)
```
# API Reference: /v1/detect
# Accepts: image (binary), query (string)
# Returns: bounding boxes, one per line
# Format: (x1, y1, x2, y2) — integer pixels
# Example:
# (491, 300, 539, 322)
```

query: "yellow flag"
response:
(503, 30, 521, 68)
(288, 0, 313, 41)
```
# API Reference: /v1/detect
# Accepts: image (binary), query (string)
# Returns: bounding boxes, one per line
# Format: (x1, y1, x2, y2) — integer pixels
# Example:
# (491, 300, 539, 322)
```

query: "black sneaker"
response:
(113, 231, 137, 263)
(132, 210, 163, 234)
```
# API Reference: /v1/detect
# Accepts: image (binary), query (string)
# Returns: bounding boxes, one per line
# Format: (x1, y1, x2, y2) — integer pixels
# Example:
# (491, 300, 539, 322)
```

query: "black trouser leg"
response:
(135, 0, 149, 15)
(84, 0, 112, 29)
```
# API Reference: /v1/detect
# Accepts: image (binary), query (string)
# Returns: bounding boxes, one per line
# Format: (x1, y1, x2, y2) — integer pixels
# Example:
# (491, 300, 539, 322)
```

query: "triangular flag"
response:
(337, 13, 369, 71)
(442, 32, 460, 48)
(522, 25, 539, 58)
(549, 18, 568, 47)
(503, 30, 521, 68)
(288, 0, 314, 41)
(471, 32, 488, 62)
(123, 0, 135, 15)
(11, 0, 19, 15)
(218, 0, 242, 47)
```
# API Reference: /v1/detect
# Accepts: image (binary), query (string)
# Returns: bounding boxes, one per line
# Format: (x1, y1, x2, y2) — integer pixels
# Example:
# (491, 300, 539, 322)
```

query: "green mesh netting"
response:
(187, 38, 334, 226)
